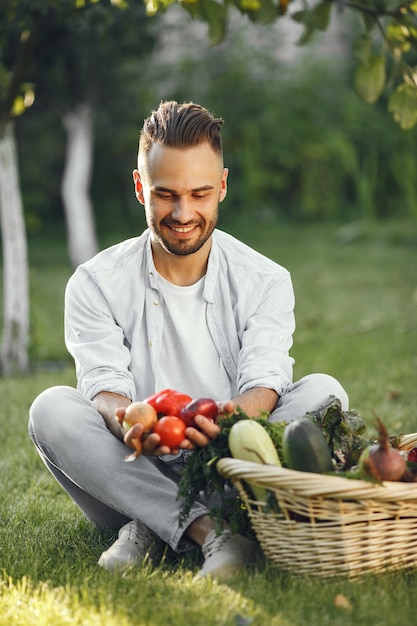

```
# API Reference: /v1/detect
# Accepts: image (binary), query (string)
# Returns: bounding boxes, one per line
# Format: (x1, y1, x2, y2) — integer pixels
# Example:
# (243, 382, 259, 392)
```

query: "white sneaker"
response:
(196, 529, 262, 580)
(98, 520, 157, 571)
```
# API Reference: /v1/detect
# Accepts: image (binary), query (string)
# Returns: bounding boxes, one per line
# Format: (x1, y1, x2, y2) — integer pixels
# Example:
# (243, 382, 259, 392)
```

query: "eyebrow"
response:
(153, 185, 215, 193)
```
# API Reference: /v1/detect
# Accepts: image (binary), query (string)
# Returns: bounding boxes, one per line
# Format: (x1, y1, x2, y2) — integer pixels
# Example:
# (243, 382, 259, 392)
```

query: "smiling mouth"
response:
(169, 225, 197, 234)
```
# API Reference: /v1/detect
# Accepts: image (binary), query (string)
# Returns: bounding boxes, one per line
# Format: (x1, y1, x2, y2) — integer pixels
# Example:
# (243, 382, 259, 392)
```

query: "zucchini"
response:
(229, 419, 281, 466)
(282, 417, 334, 474)
(228, 419, 281, 503)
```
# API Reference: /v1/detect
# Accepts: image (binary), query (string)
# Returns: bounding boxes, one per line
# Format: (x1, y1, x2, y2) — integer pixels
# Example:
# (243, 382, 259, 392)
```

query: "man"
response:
(29, 100, 348, 580)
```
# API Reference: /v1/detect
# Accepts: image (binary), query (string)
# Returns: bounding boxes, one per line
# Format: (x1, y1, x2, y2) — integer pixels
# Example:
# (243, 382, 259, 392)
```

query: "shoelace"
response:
(127, 521, 153, 545)
(202, 531, 232, 559)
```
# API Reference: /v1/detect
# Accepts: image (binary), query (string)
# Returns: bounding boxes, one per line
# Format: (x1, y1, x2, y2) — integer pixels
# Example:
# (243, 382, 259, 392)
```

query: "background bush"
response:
(16, 11, 417, 240)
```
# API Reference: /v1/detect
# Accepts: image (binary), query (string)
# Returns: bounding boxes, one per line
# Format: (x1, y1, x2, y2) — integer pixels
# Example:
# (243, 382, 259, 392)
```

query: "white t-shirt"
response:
(155, 272, 236, 402)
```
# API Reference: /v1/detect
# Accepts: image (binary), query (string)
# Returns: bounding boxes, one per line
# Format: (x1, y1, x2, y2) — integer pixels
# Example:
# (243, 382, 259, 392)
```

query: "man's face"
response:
(133, 142, 228, 257)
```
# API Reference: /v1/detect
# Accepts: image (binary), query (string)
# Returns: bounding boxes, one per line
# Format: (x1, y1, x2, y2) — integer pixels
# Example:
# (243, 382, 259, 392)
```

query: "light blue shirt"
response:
(64, 229, 295, 406)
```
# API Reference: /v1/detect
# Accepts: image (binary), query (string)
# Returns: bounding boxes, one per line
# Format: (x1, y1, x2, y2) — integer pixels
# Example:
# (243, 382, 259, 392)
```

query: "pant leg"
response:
(269, 373, 349, 422)
(35, 454, 131, 531)
(28, 386, 209, 551)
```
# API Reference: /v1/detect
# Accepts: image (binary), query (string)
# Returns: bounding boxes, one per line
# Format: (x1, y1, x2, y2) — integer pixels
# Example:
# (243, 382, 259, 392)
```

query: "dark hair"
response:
(139, 101, 224, 157)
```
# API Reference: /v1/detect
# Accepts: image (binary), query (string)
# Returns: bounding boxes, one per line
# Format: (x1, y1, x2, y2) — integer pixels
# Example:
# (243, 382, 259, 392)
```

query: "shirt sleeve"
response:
(237, 271, 295, 398)
(64, 266, 136, 401)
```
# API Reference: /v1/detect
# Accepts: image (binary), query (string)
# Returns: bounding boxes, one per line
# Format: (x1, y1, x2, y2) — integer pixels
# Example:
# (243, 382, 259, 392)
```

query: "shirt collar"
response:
(203, 232, 219, 303)
(145, 231, 160, 290)
(144, 228, 219, 300)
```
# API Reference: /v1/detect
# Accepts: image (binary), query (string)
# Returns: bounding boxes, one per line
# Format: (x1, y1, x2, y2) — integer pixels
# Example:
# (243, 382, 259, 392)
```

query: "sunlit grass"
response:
(1, 219, 416, 625)
(0, 575, 132, 626)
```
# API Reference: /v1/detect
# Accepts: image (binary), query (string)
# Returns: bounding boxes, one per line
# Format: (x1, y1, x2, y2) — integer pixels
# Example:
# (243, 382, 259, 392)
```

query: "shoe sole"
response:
(97, 551, 140, 571)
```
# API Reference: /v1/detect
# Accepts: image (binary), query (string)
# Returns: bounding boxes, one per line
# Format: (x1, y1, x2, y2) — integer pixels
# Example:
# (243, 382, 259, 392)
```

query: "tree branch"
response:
(342, 0, 410, 18)
(0, 12, 41, 128)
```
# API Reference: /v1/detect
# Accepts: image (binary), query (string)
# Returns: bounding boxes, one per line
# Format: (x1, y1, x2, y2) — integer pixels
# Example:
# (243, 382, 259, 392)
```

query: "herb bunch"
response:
(177, 408, 287, 534)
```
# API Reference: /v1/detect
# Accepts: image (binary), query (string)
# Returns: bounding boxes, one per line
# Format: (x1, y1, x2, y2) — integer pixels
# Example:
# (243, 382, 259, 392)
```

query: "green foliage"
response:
(304, 395, 372, 468)
(4, 0, 417, 227)
(389, 81, 417, 127)
(17, 50, 417, 227)
(354, 53, 387, 104)
(9, 0, 157, 232)
(292, 1, 332, 44)
(144, 0, 417, 128)
(2, 0, 417, 134)
(4, 0, 417, 228)
(177, 408, 286, 535)
(155, 34, 417, 221)
(181, 0, 229, 45)
(177, 408, 255, 534)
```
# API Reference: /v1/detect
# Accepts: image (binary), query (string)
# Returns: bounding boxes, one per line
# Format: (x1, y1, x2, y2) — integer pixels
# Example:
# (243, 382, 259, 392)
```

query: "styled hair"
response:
(139, 100, 224, 158)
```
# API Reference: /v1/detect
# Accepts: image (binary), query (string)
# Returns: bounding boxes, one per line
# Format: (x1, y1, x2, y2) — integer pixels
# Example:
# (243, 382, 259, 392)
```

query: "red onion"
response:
(360, 417, 406, 482)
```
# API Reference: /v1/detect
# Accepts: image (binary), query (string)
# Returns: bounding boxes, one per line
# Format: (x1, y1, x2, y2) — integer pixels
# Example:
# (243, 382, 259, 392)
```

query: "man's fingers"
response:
(217, 400, 235, 416)
(115, 406, 126, 424)
(184, 415, 221, 448)
(194, 414, 221, 436)
(184, 427, 210, 448)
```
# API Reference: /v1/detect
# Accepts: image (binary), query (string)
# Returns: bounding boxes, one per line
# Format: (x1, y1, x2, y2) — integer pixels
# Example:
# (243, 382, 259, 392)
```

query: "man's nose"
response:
(171, 196, 194, 222)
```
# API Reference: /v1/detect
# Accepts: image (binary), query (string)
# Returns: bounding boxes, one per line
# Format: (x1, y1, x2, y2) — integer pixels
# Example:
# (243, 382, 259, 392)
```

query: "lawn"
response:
(1, 218, 416, 625)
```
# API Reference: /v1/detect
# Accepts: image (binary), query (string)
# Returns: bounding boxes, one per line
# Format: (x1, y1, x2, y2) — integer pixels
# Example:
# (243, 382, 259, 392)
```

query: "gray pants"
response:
(28, 374, 348, 551)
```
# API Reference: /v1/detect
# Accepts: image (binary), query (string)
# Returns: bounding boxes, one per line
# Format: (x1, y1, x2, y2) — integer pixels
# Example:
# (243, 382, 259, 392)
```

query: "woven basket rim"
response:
(217, 431, 417, 502)
(217, 457, 417, 501)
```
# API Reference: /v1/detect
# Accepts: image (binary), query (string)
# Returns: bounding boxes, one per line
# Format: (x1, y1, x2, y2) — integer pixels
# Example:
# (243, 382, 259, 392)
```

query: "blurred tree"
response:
(32, 2, 156, 266)
(0, 5, 39, 373)
(0, 0, 156, 373)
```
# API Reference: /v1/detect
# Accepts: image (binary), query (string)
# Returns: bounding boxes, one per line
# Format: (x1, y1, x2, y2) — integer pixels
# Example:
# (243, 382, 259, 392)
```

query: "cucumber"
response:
(228, 419, 281, 504)
(282, 417, 334, 474)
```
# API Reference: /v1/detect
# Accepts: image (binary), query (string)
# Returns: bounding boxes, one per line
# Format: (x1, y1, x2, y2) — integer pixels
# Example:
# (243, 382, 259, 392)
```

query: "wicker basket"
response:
(217, 432, 417, 579)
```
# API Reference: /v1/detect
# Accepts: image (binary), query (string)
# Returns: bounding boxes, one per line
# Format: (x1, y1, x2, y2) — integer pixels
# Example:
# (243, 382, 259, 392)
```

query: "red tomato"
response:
(179, 398, 219, 427)
(153, 416, 186, 448)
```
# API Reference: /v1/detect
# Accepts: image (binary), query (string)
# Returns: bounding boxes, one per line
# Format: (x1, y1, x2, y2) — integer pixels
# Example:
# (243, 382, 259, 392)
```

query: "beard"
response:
(150, 210, 218, 256)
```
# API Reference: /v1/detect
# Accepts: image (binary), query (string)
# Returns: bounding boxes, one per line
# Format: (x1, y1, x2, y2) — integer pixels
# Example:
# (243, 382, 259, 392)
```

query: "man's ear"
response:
(133, 169, 145, 205)
(219, 167, 228, 203)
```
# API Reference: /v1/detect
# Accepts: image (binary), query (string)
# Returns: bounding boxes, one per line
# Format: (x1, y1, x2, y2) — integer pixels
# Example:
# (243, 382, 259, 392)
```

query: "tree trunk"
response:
(0, 121, 29, 374)
(61, 103, 98, 267)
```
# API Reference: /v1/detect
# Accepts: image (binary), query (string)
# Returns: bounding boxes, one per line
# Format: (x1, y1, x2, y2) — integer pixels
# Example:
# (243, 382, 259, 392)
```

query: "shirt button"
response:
(153, 299, 159, 306)
(149, 341, 153, 347)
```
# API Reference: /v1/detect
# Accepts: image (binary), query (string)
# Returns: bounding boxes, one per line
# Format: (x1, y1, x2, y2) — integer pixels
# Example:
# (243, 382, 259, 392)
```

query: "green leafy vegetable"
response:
(303, 395, 372, 469)
(177, 408, 286, 535)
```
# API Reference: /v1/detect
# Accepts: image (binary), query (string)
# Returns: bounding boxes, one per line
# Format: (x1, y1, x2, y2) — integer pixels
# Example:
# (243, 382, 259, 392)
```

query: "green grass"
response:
(1, 219, 417, 625)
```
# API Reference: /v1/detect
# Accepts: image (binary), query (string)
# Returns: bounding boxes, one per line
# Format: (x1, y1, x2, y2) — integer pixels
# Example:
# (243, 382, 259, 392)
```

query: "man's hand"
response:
(114, 395, 276, 456)
(93, 391, 131, 439)
(181, 414, 221, 450)
(114, 406, 174, 456)
(95, 389, 278, 456)
(120, 410, 221, 455)
(217, 400, 235, 416)
(179, 400, 234, 450)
